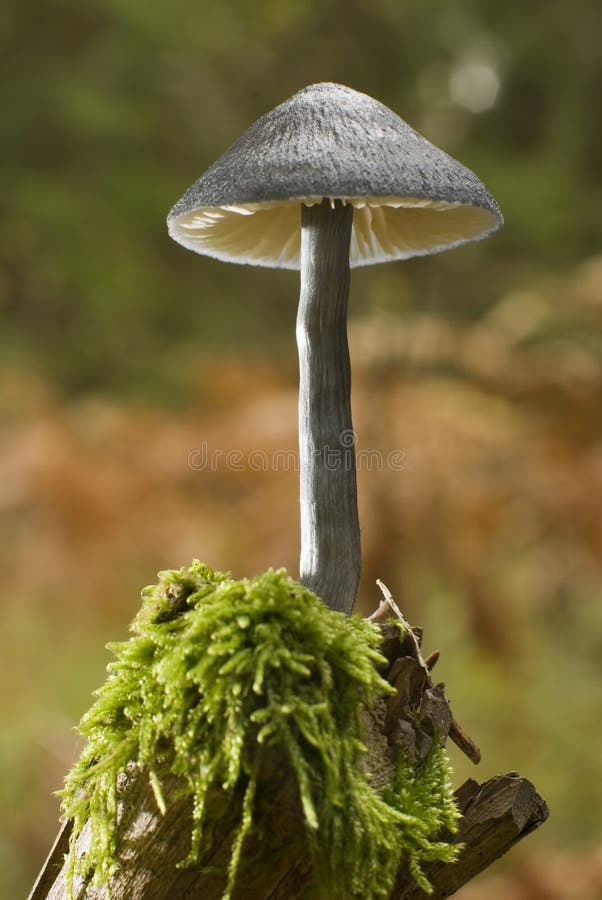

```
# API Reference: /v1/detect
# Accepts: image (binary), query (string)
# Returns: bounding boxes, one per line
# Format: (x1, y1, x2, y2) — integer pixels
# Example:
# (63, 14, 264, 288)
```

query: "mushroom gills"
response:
(169, 196, 498, 270)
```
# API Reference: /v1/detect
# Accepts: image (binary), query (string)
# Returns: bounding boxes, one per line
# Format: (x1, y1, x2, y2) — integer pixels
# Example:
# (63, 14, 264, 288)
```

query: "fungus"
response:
(168, 82, 502, 614)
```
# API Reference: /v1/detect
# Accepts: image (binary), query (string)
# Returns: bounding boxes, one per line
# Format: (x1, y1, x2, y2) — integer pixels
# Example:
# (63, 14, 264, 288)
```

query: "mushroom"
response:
(167, 82, 502, 616)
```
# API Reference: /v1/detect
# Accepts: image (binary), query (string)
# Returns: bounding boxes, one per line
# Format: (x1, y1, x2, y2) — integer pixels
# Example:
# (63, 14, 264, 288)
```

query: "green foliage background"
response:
(2, 1, 602, 898)
(2, 0, 601, 396)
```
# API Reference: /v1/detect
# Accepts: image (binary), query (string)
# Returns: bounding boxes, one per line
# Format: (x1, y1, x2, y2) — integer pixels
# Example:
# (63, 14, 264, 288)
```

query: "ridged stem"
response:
(296, 199, 360, 614)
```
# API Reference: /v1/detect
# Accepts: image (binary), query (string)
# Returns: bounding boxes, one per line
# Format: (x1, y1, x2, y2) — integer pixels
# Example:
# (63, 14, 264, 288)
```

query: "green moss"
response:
(60, 562, 460, 898)
(385, 745, 461, 893)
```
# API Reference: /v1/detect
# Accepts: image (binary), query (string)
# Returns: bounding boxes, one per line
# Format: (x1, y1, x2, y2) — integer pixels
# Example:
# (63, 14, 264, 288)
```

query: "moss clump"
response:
(60, 562, 460, 898)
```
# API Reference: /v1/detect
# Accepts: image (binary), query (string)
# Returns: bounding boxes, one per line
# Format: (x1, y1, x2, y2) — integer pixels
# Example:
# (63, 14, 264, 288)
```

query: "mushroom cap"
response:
(167, 82, 502, 269)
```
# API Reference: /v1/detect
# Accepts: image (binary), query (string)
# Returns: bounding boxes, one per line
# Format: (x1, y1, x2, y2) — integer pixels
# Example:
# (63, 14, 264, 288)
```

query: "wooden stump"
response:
(30, 594, 549, 899)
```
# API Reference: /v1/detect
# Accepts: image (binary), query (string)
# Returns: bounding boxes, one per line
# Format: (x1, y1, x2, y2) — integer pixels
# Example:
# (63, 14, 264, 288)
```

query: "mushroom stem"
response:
(297, 198, 360, 614)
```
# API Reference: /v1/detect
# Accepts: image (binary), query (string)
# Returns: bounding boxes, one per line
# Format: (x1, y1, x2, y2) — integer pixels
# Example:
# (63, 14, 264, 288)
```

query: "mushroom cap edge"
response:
(167, 82, 503, 270)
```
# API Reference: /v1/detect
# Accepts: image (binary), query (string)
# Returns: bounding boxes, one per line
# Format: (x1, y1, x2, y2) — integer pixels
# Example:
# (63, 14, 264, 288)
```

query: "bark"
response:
(31, 771, 547, 900)
(392, 773, 549, 898)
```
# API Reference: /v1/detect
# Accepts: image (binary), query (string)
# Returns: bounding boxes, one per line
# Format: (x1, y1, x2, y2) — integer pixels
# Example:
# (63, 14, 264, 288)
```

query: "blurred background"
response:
(2, 0, 602, 896)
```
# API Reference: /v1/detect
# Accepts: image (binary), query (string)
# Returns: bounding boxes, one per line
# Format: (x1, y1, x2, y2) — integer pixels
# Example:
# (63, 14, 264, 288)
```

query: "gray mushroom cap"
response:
(167, 82, 503, 269)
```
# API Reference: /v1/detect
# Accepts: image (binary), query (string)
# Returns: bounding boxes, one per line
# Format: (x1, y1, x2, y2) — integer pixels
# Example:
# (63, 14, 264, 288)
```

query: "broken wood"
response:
(393, 773, 549, 898)
(31, 770, 548, 899)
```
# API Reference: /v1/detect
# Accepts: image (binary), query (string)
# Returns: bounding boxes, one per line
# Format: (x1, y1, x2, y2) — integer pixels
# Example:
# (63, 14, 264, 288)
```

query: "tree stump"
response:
(30, 591, 548, 899)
